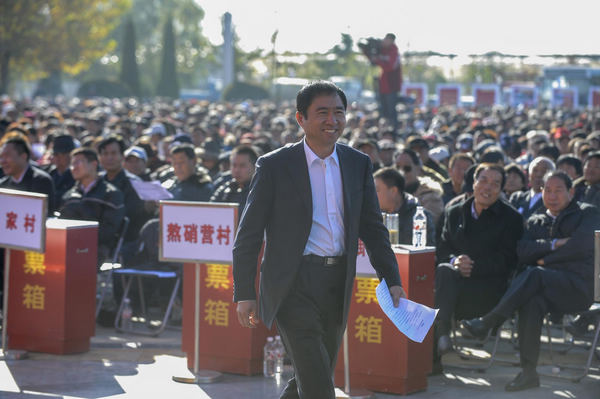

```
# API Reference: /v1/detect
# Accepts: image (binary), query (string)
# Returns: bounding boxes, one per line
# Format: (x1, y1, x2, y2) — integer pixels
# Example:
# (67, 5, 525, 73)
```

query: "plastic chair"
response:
(95, 216, 129, 318)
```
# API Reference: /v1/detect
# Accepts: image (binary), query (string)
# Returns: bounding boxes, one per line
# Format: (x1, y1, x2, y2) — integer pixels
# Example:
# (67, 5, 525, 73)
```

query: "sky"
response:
(197, 0, 600, 56)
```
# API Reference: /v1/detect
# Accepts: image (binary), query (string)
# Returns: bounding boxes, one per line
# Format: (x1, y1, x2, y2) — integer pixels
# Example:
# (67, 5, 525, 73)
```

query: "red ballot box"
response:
(7, 219, 98, 354)
(335, 246, 435, 394)
(181, 262, 275, 375)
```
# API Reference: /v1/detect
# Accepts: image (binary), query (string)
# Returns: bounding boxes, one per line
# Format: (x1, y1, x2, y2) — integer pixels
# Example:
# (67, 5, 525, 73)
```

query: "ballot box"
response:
(7, 219, 98, 354)
(181, 262, 275, 375)
(334, 245, 436, 394)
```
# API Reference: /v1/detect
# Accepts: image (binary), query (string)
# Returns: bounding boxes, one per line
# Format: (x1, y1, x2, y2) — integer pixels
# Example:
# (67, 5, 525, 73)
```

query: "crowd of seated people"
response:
(1, 95, 600, 391)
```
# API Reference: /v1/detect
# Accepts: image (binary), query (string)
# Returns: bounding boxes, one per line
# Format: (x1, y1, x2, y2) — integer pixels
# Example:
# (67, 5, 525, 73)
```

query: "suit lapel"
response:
(285, 142, 312, 217)
(336, 144, 353, 245)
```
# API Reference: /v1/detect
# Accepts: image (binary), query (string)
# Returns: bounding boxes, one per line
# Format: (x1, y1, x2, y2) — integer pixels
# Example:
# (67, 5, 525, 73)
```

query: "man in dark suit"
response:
(463, 171, 599, 391)
(434, 163, 524, 364)
(509, 156, 554, 220)
(233, 81, 405, 399)
(0, 134, 56, 213)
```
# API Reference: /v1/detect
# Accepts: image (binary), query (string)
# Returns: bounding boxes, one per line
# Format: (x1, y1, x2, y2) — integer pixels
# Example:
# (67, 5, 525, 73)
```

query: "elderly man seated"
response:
(434, 163, 524, 368)
(463, 171, 600, 391)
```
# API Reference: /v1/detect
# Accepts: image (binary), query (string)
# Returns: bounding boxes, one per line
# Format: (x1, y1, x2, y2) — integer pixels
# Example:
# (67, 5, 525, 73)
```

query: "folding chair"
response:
(444, 319, 517, 372)
(113, 266, 181, 336)
(96, 216, 129, 318)
(540, 230, 600, 382)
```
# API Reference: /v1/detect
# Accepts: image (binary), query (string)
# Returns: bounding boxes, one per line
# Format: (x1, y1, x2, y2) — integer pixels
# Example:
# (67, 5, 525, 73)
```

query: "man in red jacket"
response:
(367, 33, 402, 129)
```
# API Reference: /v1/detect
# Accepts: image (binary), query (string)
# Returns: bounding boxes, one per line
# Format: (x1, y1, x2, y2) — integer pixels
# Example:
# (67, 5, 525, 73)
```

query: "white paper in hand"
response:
(375, 279, 438, 343)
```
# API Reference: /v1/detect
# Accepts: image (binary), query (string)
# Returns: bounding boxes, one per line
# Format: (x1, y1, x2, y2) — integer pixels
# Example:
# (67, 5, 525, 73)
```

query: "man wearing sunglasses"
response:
(395, 148, 444, 224)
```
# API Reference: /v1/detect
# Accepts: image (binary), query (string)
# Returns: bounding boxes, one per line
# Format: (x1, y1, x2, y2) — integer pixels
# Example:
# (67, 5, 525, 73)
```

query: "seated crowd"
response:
(1, 96, 600, 391)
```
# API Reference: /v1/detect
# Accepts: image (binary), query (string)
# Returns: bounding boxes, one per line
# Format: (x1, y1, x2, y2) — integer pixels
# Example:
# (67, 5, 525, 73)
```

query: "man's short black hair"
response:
(556, 155, 583, 177)
(504, 163, 526, 185)
(170, 143, 196, 160)
(474, 162, 506, 189)
(231, 145, 259, 165)
(544, 170, 572, 190)
(584, 150, 600, 164)
(98, 134, 126, 154)
(373, 166, 405, 194)
(449, 153, 475, 169)
(398, 148, 421, 167)
(296, 80, 347, 118)
(71, 147, 99, 164)
(2, 135, 31, 160)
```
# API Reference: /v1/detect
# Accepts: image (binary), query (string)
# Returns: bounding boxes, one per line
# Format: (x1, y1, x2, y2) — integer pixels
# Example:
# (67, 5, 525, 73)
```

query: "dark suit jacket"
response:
(0, 165, 56, 213)
(233, 141, 402, 328)
(517, 200, 600, 304)
(509, 189, 544, 220)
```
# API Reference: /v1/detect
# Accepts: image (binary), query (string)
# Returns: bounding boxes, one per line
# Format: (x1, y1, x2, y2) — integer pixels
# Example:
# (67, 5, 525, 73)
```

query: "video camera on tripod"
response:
(358, 37, 383, 59)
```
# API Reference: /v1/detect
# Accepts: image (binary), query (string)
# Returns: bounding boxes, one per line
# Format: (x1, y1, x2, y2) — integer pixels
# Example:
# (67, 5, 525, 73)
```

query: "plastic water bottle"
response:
(263, 337, 275, 377)
(274, 335, 285, 376)
(412, 206, 427, 247)
(121, 297, 133, 330)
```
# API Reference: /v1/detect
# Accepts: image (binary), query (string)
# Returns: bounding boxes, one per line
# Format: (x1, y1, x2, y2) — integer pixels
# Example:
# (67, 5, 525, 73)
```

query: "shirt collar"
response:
(80, 178, 99, 194)
(10, 165, 29, 184)
(303, 138, 339, 167)
(530, 189, 542, 199)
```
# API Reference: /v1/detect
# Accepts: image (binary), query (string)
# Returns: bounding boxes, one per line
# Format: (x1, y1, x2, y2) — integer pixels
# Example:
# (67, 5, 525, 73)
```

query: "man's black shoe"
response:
(461, 318, 489, 340)
(565, 318, 588, 337)
(505, 371, 540, 392)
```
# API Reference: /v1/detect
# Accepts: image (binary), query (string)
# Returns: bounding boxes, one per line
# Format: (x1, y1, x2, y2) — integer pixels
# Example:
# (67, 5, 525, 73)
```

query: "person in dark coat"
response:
(509, 156, 554, 220)
(162, 144, 213, 202)
(463, 171, 599, 392)
(373, 166, 435, 246)
(434, 163, 524, 365)
(210, 145, 258, 216)
(46, 134, 76, 209)
(60, 148, 125, 264)
(574, 151, 600, 208)
(441, 153, 475, 204)
(98, 135, 154, 262)
(0, 134, 56, 213)
(233, 82, 404, 398)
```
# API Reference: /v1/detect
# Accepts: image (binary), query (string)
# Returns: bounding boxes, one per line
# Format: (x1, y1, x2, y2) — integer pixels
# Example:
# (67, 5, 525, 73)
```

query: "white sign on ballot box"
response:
(159, 201, 238, 263)
(0, 188, 47, 252)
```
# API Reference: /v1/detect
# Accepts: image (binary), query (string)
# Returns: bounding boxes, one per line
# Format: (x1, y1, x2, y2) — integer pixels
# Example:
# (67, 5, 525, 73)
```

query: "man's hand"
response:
(537, 258, 545, 266)
(236, 300, 258, 328)
(454, 254, 474, 278)
(389, 285, 406, 307)
(554, 238, 569, 249)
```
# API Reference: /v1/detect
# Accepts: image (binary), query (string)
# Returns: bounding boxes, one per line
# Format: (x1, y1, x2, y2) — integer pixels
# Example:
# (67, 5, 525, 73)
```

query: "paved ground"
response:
(0, 323, 598, 398)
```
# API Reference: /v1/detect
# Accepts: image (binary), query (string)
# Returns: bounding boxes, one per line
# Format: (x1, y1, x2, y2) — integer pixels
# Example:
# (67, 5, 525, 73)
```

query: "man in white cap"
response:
(124, 146, 150, 181)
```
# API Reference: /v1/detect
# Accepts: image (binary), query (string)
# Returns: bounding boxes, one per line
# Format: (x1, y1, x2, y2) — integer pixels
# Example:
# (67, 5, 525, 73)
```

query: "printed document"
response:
(131, 179, 174, 201)
(376, 279, 438, 343)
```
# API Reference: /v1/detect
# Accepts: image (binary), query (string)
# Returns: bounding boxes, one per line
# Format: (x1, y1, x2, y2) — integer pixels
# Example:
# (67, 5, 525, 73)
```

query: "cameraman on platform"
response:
(362, 33, 403, 130)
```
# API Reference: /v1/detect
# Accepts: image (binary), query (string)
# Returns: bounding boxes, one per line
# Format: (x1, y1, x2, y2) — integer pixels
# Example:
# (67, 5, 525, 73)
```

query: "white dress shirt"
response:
(303, 139, 345, 256)
(529, 189, 542, 210)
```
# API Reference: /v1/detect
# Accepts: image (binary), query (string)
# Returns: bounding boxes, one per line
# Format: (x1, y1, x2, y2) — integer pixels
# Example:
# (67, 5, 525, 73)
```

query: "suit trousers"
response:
(434, 263, 505, 336)
(489, 266, 591, 371)
(275, 257, 347, 399)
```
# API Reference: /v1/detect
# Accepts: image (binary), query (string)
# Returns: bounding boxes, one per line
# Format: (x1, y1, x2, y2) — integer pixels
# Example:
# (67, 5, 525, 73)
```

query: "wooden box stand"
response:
(181, 262, 275, 375)
(334, 246, 435, 394)
(7, 219, 98, 354)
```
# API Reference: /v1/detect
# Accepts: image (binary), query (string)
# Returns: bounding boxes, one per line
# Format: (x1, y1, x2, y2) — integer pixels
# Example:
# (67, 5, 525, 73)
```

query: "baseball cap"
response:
(124, 146, 148, 162)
